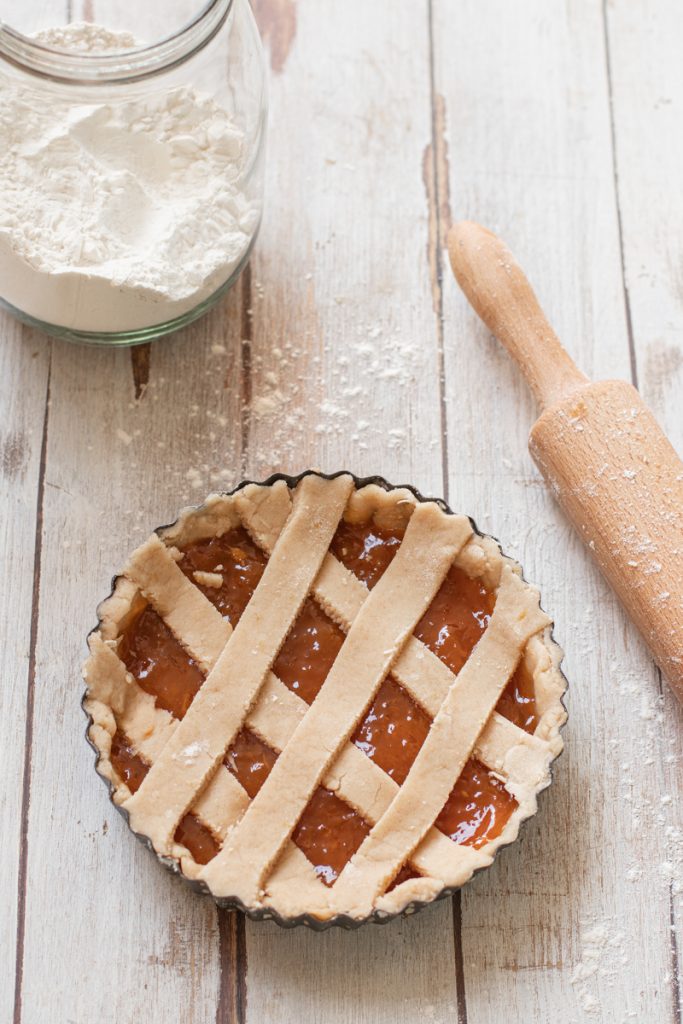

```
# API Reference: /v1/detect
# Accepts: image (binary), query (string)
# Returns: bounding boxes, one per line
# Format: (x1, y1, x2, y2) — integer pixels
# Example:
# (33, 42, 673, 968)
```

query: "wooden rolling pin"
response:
(448, 221, 683, 704)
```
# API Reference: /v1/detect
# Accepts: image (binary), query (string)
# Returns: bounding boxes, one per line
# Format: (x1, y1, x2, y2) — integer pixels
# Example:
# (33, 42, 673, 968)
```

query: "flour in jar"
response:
(0, 23, 260, 333)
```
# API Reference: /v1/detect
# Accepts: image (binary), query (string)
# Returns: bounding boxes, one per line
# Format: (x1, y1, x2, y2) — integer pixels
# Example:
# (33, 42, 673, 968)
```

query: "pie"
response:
(83, 472, 566, 925)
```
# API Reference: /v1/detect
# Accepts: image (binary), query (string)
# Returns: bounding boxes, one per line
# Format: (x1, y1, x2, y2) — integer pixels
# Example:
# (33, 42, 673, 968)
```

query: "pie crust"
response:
(83, 472, 566, 926)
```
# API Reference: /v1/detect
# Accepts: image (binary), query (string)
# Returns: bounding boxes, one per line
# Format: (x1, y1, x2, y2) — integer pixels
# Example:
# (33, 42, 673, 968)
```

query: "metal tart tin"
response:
(82, 470, 568, 930)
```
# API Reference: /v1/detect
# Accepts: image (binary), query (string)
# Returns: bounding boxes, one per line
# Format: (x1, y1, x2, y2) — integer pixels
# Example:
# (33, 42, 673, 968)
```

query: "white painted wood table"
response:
(2, 1, 682, 1022)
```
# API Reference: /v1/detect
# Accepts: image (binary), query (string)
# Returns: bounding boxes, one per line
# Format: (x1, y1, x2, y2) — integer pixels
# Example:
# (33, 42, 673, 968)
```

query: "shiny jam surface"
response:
(435, 758, 514, 846)
(178, 531, 267, 623)
(110, 731, 220, 865)
(329, 519, 403, 589)
(273, 598, 344, 704)
(118, 605, 203, 719)
(224, 728, 370, 885)
(495, 659, 537, 732)
(116, 518, 533, 881)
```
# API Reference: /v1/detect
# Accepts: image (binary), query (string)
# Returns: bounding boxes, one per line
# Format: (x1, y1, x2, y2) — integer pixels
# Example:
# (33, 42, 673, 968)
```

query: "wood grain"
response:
(432, 0, 682, 1020)
(2, 0, 681, 1022)
(14, 10, 247, 1009)
(604, 1, 683, 1019)
(243, 2, 461, 1020)
(1, 325, 50, 1024)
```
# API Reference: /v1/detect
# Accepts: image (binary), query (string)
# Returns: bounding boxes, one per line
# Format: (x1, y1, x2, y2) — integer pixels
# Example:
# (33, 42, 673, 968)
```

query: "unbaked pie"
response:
(83, 472, 566, 925)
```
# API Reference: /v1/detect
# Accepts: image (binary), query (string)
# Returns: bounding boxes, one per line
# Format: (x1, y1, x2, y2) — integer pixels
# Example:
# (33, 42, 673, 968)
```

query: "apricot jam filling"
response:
(114, 517, 534, 884)
(110, 731, 220, 865)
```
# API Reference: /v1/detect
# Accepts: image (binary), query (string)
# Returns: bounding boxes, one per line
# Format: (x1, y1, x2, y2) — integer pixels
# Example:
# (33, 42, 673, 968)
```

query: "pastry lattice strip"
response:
(118, 479, 491, 904)
(87, 475, 553, 915)
(198, 490, 479, 904)
(234, 482, 553, 782)
(122, 475, 355, 850)
(87, 638, 333, 917)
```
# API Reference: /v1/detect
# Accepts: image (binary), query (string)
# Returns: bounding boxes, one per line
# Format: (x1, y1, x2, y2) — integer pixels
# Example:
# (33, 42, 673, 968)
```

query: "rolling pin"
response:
(448, 221, 683, 704)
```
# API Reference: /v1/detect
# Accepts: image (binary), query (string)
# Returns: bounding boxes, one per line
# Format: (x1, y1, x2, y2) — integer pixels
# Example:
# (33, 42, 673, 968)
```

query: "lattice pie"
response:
(83, 473, 566, 925)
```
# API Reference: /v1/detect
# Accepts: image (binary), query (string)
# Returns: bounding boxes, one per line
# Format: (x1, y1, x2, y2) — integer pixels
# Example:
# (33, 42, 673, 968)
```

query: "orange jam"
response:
(225, 729, 370, 884)
(115, 516, 534, 884)
(110, 731, 220, 865)
(118, 607, 203, 718)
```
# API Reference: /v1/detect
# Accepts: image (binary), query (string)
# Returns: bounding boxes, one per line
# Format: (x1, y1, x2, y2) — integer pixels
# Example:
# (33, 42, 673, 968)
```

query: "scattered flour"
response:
(233, 311, 428, 474)
(175, 740, 210, 765)
(0, 23, 259, 332)
(570, 921, 629, 1017)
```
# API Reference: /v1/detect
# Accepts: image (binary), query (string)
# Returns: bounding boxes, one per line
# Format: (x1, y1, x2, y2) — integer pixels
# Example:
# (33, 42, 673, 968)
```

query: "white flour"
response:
(0, 23, 259, 333)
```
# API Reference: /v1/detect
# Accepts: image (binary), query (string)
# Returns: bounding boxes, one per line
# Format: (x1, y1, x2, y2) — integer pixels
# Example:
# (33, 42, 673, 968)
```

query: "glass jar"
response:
(0, 1, 267, 345)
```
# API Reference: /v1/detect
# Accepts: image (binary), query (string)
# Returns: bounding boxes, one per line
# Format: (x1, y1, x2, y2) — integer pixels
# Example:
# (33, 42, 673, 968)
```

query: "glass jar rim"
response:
(0, 0, 233, 85)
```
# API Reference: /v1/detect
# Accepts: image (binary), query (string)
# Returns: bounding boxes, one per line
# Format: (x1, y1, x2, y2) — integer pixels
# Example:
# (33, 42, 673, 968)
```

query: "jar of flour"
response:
(0, 1, 266, 344)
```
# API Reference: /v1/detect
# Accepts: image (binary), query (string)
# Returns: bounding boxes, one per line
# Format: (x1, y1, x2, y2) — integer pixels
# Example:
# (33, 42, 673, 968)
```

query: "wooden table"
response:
(3, 2, 682, 1021)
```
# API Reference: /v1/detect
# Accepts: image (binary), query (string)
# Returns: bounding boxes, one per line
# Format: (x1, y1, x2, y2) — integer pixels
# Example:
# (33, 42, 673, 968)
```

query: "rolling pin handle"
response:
(448, 219, 683, 705)
(447, 221, 589, 410)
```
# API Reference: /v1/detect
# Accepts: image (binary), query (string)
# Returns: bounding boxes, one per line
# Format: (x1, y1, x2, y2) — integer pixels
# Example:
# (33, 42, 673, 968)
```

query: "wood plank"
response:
(4, 0, 681, 1021)
(18, 297, 248, 1021)
(244, 1, 460, 1021)
(244, 0, 443, 493)
(0, 321, 50, 1024)
(604, 0, 683, 448)
(15, 3, 247, 1020)
(604, 1, 683, 1016)
(432, 0, 679, 1020)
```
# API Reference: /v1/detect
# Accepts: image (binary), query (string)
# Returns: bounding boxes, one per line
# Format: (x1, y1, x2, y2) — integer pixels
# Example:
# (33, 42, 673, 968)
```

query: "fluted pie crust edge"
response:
(83, 472, 567, 925)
